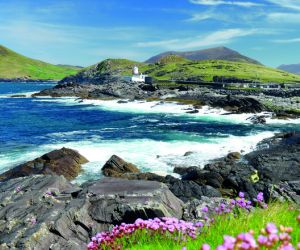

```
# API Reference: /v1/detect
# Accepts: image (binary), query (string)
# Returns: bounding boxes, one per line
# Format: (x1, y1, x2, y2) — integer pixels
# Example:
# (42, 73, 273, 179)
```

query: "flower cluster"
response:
(201, 219, 300, 250)
(202, 192, 267, 220)
(87, 217, 204, 250)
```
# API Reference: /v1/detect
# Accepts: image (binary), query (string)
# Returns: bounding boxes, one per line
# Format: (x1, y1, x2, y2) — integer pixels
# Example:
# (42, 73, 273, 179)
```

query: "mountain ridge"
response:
(278, 64, 300, 75)
(145, 47, 262, 65)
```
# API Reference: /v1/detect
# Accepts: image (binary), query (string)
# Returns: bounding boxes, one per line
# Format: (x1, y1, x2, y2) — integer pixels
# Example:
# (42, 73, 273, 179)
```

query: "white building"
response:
(131, 66, 148, 83)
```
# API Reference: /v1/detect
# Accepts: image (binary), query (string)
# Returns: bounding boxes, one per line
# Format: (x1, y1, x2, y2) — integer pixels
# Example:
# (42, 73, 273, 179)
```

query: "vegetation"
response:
(0, 45, 79, 80)
(88, 193, 300, 250)
(77, 57, 300, 84)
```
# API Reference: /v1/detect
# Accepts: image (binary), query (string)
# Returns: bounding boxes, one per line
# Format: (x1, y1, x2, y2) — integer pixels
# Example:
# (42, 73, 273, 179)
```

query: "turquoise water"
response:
(1, 82, 299, 183)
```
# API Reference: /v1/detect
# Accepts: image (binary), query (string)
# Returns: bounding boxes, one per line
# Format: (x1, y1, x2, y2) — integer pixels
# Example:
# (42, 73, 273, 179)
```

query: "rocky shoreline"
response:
(0, 132, 299, 249)
(33, 80, 300, 120)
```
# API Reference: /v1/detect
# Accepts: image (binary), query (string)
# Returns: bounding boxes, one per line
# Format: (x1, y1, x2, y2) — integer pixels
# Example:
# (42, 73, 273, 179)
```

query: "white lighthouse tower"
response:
(131, 65, 146, 83)
(133, 65, 139, 75)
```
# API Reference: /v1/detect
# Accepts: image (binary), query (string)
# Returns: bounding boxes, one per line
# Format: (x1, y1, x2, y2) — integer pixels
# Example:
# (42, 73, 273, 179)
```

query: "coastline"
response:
(1, 82, 300, 249)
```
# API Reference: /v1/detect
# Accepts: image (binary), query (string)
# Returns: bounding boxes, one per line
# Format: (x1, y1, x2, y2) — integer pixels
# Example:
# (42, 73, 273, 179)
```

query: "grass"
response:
(100, 203, 300, 250)
(78, 57, 300, 85)
(0, 45, 79, 80)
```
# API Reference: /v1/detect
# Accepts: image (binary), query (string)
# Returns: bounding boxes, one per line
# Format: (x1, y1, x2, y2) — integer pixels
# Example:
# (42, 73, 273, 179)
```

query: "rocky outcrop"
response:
(0, 175, 184, 250)
(101, 155, 140, 177)
(245, 132, 300, 183)
(0, 148, 88, 181)
(174, 132, 300, 203)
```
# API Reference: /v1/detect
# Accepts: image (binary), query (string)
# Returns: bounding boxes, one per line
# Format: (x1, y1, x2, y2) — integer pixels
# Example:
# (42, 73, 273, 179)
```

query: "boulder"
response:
(226, 152, 241, 161)
(246, 115, 267, 124)
(0, 148, 88, 181)
(101, 155, 140, 177)
(165, 175, 221, 202)
(81, 178, 184, 224)
(245, 132, 300, 183)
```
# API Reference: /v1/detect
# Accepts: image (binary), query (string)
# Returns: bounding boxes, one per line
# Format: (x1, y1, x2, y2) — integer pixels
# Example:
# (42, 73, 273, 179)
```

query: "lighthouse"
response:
(133, 65, 139, 75)
(130, 65, 152, 84)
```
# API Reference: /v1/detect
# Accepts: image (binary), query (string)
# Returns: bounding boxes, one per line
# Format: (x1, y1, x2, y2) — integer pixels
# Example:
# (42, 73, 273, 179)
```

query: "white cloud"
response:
(267, 12, 300, 23)
(266, 0, 300, 11)
(186, 13, 216, 22)
(136, 28, 258, 50)
(189, 0, 263, 7)
(274, 37, 300, 43)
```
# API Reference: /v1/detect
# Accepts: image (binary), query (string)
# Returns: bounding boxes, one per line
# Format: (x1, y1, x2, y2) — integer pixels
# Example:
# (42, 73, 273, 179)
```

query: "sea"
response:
(1, 82, 300, 183)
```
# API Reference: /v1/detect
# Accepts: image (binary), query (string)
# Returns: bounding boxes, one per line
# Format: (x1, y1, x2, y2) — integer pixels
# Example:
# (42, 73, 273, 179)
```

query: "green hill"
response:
(59, 55, 300, 85)
(141, 59, 300, 83)
(0, 45, 79, 80)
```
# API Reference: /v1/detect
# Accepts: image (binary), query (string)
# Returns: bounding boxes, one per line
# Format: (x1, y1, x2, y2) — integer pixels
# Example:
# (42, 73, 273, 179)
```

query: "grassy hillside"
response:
(59, 56, 300, 85)
(140, 59, 300, 84)
(0, 45, 79, 80)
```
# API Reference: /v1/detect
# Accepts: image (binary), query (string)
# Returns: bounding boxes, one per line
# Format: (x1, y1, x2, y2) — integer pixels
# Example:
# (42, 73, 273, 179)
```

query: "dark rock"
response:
(186, 109, 199, 114)
(139, 84, 158, 92)
(81, 178, 184, 223)
(183, 151, 195, 157)
(0, 148, 88, 181)
(246, 115, 267, 124)
(117, 100, 128, 104)
(226, 152, 241, 161)
(0, 175, 184, 249)
(166, 178, 221, 202)
(101, 155, 140, 177)
(245, 133, 300, 183)
(182, 169, 224, 188)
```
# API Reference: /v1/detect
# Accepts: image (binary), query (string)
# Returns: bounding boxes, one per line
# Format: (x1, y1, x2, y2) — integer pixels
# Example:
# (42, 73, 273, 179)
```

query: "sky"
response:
(0, 0, 300, 67)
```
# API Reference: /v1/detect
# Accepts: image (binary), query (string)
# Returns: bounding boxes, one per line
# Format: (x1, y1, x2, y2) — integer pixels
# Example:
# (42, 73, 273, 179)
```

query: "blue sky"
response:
(0, 0, 300, 67)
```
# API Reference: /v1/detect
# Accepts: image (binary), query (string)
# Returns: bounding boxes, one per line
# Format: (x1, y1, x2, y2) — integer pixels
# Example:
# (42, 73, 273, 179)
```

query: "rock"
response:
(0, 148, 88, 181)
(183, 197, 230, 221)
(0, 175, 184, 249)
(246, 115, 267, 124)
(226, 152, 241, 160)
(81, 178, 184, 223)
(10, 94, 26, 98)
(186, 110, 199, 114)
(122, 172, 166, 183)
(182, 169, 224, 188)
(245, 132, 300, 183)
(0, 175, 88, 250)
(139, 84, 158, 92)
(101, 155, 140, 177)
(117, 100, 128, 104)
(264, 180, 300, 204)
(183, 151, 195, 157)
(166, 177, 221, 202)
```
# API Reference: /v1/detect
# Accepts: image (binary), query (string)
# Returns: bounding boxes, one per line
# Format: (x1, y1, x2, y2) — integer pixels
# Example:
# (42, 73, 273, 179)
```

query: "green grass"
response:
(118, 203, 299, 250)
(79, 57, 300, 84)
(0, 45, 79, 80)
(143, 60, 300, 84)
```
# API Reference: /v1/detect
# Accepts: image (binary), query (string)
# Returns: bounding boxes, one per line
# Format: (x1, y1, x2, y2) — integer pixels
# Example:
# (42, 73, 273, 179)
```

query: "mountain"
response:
(59, 57, 300, 85)
(0, 45, 80, 80)
(278, 64, 300, 75)
(145, 47, 262, 65)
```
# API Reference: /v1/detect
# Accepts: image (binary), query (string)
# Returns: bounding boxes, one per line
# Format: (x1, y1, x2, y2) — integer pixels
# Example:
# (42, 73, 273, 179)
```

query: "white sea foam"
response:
(0, 130, 274, 184)
(35, 97, 300, 125)
(0, 91, 38, 98)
